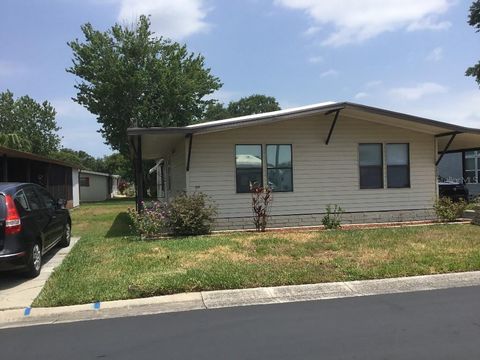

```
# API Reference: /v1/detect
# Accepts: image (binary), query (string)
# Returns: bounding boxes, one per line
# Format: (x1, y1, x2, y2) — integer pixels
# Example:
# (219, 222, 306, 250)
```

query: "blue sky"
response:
(1, 0, 479, 157)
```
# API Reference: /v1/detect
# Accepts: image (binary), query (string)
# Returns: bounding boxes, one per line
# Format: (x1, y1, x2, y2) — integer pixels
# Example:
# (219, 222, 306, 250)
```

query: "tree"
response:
(97, 153, 133, 181)
(203, 94, 281, 121)
(53, 148, 98, 169)
(227, 94, 281, 117)
(68, 15, 222, 156)
(0, 90, 60, 154)
(466, 1, 480, 86)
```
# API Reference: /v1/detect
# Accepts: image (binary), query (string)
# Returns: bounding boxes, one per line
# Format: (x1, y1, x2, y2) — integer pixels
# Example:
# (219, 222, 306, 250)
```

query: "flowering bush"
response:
(434, 197, 467, 222)
(118, 180, 130, 194)
(128, 201, 167, 238)
(166, 193, 217, 236)
(128, 193, 217, 238)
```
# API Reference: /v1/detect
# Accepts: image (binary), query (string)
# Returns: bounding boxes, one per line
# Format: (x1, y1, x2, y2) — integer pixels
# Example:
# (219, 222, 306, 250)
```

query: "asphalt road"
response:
(1, 286, 480, 359)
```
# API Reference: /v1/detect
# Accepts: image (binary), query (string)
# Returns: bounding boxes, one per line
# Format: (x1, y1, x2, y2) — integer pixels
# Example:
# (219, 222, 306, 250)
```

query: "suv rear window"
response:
(23, 187, 42, 210)
(14, 190, 30, 211)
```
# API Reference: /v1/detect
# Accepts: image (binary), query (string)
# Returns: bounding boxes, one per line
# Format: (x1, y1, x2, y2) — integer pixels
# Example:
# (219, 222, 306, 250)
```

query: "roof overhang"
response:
(127, 102, 480, 160)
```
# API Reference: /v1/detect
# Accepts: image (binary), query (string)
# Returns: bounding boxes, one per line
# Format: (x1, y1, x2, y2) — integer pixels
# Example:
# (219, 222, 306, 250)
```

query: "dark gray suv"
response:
(0, 183, 71, 278)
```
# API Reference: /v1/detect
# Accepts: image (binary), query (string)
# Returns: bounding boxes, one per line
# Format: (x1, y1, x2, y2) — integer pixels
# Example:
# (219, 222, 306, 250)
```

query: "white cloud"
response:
(118, 0, 210, 40)
(354, 92, 369, 99)
(389, 82, 448, 101)
(303, 26, 321, 36)
(307, 55, 324, 64)
(320, 69, 338, 78)
(426, 47, 443, 62)
(0, 60, 26, 77)
(275, 0, 454, 46)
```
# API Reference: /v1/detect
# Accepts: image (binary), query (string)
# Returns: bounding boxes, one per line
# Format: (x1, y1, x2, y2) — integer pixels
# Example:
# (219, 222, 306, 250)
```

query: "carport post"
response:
(136, 135, 144, 212)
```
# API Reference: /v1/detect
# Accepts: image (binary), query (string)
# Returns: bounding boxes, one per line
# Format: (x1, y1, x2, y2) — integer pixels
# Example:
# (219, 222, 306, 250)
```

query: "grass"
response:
(33, 199, 480, 307)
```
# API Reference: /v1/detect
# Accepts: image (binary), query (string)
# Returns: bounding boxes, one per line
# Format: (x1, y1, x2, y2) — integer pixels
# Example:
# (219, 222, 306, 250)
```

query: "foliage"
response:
(118, 180, 130, 194)
(0, 90, 60, 155)
(251, 186, 273, 232)
(466, 1, 480, 87)
(0, 133, 32, 152)
(166, 193, 217, 236)
(203, 94, 281, 121)
(322, 204, 344, 230)
(53, 148, 98, 169)
(434, 197, 467, 222)
(68, 15, 222, 156)
(128, 201, 167, 238)
(128, 193, 217, 237)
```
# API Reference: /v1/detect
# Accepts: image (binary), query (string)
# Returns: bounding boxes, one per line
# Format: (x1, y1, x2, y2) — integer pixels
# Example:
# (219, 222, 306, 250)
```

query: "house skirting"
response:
(215, 209, 436, 230)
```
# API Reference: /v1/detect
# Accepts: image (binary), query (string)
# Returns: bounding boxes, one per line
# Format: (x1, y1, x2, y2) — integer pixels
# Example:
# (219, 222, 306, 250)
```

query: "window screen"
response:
(236, 145, 262, 193)
(359, 144, 383, 189)
(386, 144, 410, 188)
(267, 145, 293, 192)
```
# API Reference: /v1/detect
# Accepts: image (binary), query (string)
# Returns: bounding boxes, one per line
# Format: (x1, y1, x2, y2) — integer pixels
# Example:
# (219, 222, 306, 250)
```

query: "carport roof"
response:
(127, 101, 480, 159)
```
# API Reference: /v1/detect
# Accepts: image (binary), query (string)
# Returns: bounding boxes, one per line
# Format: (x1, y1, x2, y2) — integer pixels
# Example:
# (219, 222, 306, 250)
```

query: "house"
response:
(79, 170, 120, 202)
(0, 145, 80, 208)
(437, 150, 480, 198)
(127, 102, 480, 230)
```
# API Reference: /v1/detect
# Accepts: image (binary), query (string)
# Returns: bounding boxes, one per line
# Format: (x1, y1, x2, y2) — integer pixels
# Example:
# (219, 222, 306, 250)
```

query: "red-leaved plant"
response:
(251, 185, 273, 232)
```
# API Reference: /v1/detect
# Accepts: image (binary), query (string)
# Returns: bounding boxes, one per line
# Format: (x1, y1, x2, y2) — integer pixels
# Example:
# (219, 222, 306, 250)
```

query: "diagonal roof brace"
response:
(436, 132, 458, 166)
(325, 108, 342, 145)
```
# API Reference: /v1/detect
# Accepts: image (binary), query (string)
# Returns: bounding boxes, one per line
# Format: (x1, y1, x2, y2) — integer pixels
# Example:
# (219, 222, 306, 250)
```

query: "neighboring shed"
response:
(0, 146, 80, 208)
(79, 170, 120, 202)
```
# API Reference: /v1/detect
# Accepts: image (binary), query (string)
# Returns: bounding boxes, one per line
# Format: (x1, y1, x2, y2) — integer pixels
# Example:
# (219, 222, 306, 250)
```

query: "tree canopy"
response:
(68, 15, 222, 156)
(0, 90, 60, 155)
(203, 94, 281, 121)
(466, 0, 480, 86)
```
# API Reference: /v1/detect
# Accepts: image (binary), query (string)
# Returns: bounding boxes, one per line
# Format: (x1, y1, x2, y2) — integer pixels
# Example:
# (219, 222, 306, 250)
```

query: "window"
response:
(14, 190, 30, 211)
(23, 187, 42, 210)
(236, 145, 263, 193)
(80, 176, 90, 187)
(267, 145, 293, 192)
(359, 144, 383, 189)
(386, 144, 410, 188)
(36, 187, 56, 209)
(465, 151, 480, 184)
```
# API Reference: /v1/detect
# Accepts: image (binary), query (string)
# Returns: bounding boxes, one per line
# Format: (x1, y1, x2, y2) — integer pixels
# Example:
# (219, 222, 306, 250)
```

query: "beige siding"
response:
(187, 114, 437, 218)
(166, 139, 187, 198)
(80, 173, 109, 202)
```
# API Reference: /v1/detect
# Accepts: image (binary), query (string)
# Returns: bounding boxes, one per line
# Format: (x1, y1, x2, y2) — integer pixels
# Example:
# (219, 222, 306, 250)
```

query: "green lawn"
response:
(33, 200, 480, 307)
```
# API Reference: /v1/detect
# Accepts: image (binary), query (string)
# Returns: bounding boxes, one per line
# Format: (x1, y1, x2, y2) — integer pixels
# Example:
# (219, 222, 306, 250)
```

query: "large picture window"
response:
(236, 145, 263, 193)
(386, 143, 410, 188)
(359, 144, 383, 189)
(267, 145, 293, 192)
(465, 150, 480, 183)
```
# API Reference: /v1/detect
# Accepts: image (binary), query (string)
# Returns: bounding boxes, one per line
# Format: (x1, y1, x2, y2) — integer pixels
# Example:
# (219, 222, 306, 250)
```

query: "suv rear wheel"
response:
(58, 222, 71, 248)
(24, 241, 42, 278)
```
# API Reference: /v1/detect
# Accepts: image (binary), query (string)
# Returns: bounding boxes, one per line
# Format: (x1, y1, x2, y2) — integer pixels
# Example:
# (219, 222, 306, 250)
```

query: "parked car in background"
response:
(438, 180, 470, 202)
(0, 183, 71, 278)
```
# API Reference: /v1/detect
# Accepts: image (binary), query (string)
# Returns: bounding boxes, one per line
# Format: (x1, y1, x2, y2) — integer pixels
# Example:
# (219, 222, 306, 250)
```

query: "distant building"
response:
(79, 170, 120, 202)
(437, 150, 480, 198)
(0, 145, 80, 208)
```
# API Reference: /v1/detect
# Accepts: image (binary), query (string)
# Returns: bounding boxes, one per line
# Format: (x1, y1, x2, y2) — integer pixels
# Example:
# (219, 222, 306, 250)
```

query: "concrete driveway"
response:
(0, 237, 79, 310)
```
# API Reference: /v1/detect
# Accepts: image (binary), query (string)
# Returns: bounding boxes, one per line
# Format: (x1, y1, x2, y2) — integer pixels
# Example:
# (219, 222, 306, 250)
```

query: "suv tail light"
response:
(5, 194, 21, 235)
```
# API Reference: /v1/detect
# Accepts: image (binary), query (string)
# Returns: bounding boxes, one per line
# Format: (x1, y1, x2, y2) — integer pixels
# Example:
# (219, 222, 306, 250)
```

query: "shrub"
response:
(434, 197, 467, 222)
(118, 180, 129, 194)
(251, 186, 273, 232)
(165, 193, 217, 236)
(128, 201, 167, 238)
(322, 204, 344, 230)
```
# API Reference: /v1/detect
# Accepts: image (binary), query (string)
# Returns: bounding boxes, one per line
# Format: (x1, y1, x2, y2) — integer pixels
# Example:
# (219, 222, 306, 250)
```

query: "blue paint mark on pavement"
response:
(93, 301, 101, 310)
(24, 307, 31, 316)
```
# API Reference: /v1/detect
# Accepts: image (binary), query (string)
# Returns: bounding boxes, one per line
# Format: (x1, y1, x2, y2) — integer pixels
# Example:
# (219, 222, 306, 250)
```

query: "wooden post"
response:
(136, 136, 144, 212)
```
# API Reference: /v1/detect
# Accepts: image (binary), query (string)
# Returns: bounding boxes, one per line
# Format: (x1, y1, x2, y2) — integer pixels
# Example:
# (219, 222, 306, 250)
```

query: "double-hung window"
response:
(465, 151, 480, 183)
(386, 144, 410, 188)
(235, 145, 263, 193)
(359, 144, 383, 189)
(267, 145, 293, 192)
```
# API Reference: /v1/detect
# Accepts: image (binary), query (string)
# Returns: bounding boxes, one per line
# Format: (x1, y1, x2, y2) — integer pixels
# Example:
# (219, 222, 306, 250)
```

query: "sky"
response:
(1, 0, 479, 157)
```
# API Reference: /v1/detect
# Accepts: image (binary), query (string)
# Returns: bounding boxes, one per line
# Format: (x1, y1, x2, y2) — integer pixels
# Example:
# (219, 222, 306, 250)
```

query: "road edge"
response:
(1, 270, 480, 329)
